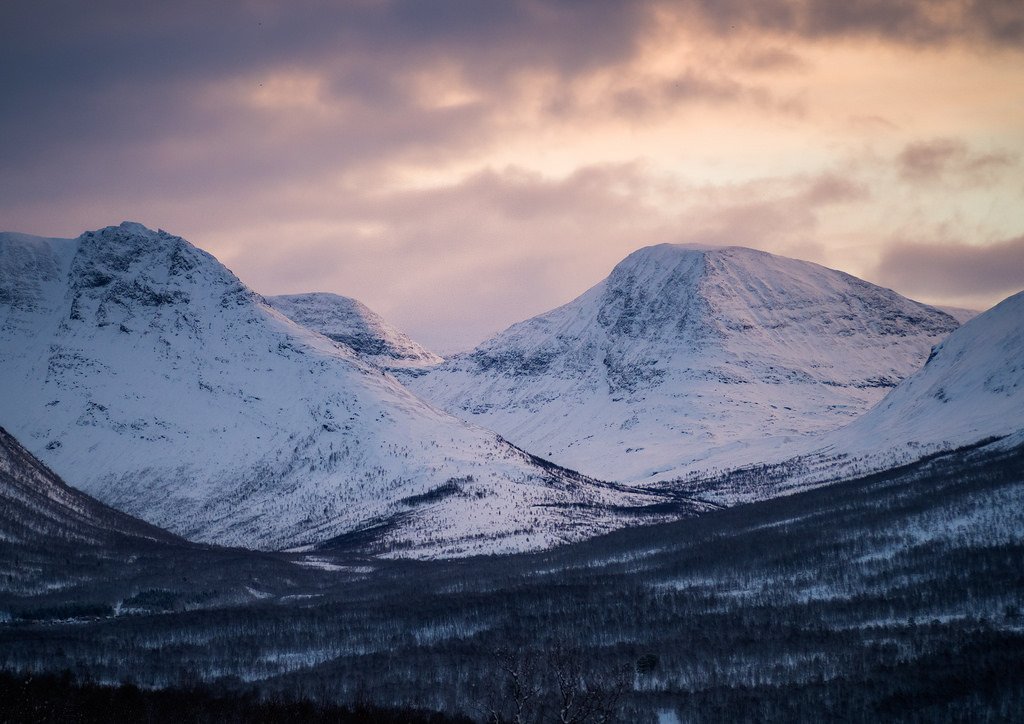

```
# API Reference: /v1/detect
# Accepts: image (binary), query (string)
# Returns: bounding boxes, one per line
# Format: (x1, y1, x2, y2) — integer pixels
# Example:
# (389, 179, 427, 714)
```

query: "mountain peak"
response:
(620, 241, 753, 260)
(66, 224, 257, 330)
(116, 220, 160, 235)
(268, 292, 442, 369)
(1, 224, 677, 557)
(601, 242, 957, 342)
(407, 243, 962, 482)
(616, 243, 786, 269)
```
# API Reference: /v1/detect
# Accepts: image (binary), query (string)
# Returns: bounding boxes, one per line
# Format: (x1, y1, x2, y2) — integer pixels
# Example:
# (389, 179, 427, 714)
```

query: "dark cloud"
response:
(679, 0, 1024, 46)
(898, 139, 968, 180)
(874, 235, 1024, 299)
(606, 70, 805, 120)
(0, 0, 656, 215)
(0, 0, 647, 122)
(801, 174, 870, 205)
(1, 0, 1016, 212)
(897, 138, 1017, 183)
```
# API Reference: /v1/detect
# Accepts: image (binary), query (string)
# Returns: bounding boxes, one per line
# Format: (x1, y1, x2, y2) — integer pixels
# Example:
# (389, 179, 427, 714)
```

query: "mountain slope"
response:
(664, 289, 1024, 505)
(0, 423, 365, 611)
(0, 223, 684, 556)
(268, 293, 442, 370)
(936, 305, 979, 324)
(818, 289, 1024, 465)
(405, 244, 960, 482)
(0, 424, 180, 548)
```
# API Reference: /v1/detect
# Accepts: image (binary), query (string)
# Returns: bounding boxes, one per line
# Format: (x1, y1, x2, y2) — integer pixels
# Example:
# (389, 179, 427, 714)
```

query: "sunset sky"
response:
(3, 1, 1023, 351)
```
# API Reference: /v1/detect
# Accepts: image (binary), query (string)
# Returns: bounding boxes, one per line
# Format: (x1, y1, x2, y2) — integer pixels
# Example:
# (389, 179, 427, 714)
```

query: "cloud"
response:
(735, 46, 809, 72)
(225, 165, 871, 349)
(1, 0, 1020, 347)
(801, 174, 870, 205)
(0, 1, 649, 190)
(873, 235, 1024, 301)
(897, 138, 1017, 184)
(1, 0, 1017, 213)
(667, 172, 870, 255)
(605, 70, 805, 121)
(678, 0, 1024, 46)
(217, 162, 681, 350)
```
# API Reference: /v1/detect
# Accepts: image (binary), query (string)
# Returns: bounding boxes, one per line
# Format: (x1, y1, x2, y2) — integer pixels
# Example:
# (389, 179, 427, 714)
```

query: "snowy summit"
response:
(0, 223, 686, 557)
(268, 292, 442, 370)
(406, 243, 961, 482)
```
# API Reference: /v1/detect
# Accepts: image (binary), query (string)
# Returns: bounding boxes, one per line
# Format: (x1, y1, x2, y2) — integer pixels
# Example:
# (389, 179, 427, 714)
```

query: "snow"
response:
(5, 224, 1014, 559)
(935, 305, 980, 325)
(807, 290, 1024, 473)
(405, 243, 960, 483)
(693, 290, 1024, 503)
(0, 223, 683, 556)
(267, 292, 442, 369)
(293, 557, 372, 573)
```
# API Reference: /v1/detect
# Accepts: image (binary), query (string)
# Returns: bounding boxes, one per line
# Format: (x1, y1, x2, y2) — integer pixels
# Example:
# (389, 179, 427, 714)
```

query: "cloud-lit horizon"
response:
(3, 0, 1022, 351)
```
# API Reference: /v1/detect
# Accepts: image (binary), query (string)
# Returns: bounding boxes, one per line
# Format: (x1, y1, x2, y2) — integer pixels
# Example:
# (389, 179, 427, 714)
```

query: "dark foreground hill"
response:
(0, 670, 468, 724)
(2, 435, 1022, 722)
(0, 423, 369, 614)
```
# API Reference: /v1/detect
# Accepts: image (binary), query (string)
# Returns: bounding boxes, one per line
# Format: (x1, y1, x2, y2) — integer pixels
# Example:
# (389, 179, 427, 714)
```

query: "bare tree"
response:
(484, 644, 630, 723)
(550, 643, 630, 724)
(484, 648, 542, 724)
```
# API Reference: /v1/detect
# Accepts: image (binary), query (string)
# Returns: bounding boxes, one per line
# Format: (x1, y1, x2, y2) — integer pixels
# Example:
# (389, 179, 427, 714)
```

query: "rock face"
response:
(405, 244, 960, 482)
(0, 223, 684, 557)
(268, 293, 442, 370)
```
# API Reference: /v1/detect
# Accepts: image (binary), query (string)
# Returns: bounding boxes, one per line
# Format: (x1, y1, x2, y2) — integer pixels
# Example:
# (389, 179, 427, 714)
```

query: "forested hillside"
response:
(3, 438, 1021, 721)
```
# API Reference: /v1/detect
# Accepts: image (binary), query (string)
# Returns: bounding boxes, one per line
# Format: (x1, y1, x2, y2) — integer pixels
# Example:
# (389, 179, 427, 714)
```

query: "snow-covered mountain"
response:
(0, 223, 687, 557)
(405, 244, 961, 483)
(653, 289, 1024, 506)
(935, 306, 979, 324)
(268, 292, 442, 370)
(818, 289, 1024, 465)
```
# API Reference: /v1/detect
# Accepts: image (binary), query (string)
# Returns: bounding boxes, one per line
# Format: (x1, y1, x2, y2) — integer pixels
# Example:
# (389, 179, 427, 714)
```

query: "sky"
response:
(2, 1, 1023, 352)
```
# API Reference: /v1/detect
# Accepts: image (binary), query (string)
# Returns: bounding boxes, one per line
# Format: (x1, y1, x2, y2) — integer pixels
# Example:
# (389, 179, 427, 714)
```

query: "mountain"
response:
(665, 289, 1024, 505)
(0, 424, 180, 548)
(817, 289, 1024, 467)
(405, 244, 961, 483)
(0, 422, 361, 613)
(936, 305, 980, 324)
(267, 292, 442, 370)
(0, 223, 686, 557)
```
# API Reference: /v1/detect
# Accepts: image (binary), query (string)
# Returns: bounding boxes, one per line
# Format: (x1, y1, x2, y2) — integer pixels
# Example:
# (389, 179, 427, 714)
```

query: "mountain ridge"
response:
(0, 222, 685, 557)
(405, 243, 961, 482)
(268, 292, 442, 369)
(817, 288, 1024, 467)
(659, 288, 1024, 505)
